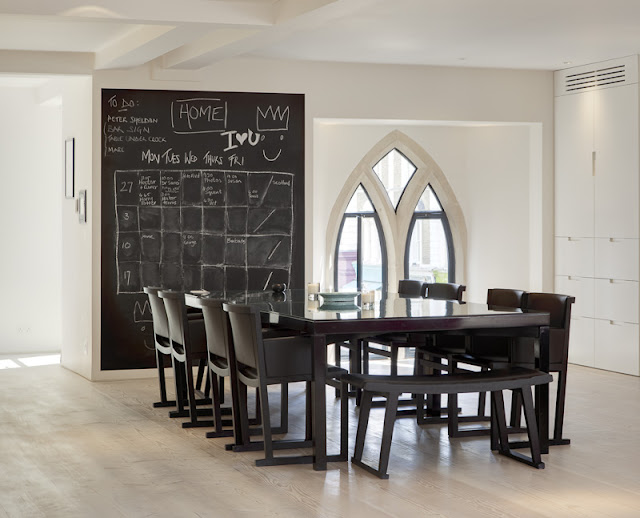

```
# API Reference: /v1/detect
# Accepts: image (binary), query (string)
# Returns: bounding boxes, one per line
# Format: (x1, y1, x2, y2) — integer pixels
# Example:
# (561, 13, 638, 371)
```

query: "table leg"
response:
(312, 334, 327, 470)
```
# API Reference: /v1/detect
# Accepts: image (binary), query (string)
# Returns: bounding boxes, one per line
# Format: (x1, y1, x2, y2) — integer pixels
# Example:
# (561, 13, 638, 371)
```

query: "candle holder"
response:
(307, 282, 320, 300)
(361, 290, 375, 309)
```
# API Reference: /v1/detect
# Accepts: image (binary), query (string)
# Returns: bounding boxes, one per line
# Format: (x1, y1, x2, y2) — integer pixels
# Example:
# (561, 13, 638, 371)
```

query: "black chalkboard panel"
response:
(101, 89, 304, 370)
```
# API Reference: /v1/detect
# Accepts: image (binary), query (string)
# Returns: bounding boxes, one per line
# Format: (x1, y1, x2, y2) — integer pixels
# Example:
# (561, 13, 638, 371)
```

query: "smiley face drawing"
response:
(261, 134, 284, 162)
(256, 105, 289, 163)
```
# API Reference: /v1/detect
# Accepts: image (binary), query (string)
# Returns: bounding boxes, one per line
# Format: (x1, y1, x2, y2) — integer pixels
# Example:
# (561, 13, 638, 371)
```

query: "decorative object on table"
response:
(271, 283, 286, 293)
(78, 189, 87, 223)
(64, 137, 74, 199)
(318, 291, 360, 311)
(271, 291, 286, 302)
(307, 282, 320, 300)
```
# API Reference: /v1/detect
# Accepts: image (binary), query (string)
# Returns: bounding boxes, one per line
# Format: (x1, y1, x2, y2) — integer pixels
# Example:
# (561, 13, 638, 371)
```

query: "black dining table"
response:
(188, 289, 551, 471)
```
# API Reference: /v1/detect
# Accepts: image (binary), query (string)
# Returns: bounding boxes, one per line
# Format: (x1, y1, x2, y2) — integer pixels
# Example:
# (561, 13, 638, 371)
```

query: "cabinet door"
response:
(595, 238, 639, 281)
(594, 278, 639, 324)
(555, 237, 594, 277)
(594, 319, 639, 375)
(568, 316, 594, 367)
(555, 91, 595, 237)
(556, 275, 594, 318)
(594, 84, 639, 238)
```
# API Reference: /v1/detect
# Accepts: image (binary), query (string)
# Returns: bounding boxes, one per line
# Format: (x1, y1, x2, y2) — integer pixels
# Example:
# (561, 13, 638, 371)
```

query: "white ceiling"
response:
(1, 0, 640, 78)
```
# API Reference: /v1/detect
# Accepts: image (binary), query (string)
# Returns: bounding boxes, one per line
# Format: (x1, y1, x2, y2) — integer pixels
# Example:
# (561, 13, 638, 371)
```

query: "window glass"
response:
(372, 149, 417, 210)
(336, 217, 358, 290)
(416, 185, 442, 211)
(336, 185, 385, 292)
(361, 217, 383, 291)
(346, 185, 374, 213)
(407, 217, 449, 283)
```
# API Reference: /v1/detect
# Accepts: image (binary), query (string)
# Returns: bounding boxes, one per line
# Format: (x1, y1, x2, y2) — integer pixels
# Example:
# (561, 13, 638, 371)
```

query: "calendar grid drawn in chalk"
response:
(114, 169, 294, 295)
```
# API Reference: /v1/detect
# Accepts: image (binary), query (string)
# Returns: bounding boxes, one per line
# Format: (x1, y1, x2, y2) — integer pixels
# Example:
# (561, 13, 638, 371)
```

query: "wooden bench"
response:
(341, 367, 553, 479)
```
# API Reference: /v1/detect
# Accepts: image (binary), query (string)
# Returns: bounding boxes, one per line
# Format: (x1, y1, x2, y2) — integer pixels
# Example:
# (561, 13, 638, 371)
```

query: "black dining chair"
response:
(362, 280, 426, 376)
(223, 303, 347, 466)
(159, 290, 213, 428)
(144, 286, 176, 409)
(198, 297, 302, 439)
(451, 292, 574, 444)
(411, 282, 467, 421)
(198, 298, 236, 438)
(445, 288, 527, 436)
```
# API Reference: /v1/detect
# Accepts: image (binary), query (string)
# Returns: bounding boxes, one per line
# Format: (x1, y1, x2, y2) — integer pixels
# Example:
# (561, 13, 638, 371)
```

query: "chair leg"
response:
(376, 393, 400, 479)
(205, 371, 233, 439)
(362, 340, 370, 375)
(256, 384, 274, 464)
(490, 391, 509, 452)
(553, 370, 569, 444)
(495, 388, 544, 469)
(153, 350, 176, 408)
(340, 378, 349, 461)
(510, 391, 523, 428)
(219, 376, 225, 405)
(195, 359, 206, 392)
(352, 391, 373, 463)
(390, 346, 398, 376)
(169, 358, 189, 418)
(238, 383, 251, 446)
(279, 383, 289, 434)
(521, 387, 543, 467)
(182, 358, 214, 428)
(447, 392, 460, 437)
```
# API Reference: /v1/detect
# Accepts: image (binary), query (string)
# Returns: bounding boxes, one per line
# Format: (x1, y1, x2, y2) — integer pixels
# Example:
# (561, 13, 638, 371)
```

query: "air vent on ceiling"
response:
(565, 64, 626, 92)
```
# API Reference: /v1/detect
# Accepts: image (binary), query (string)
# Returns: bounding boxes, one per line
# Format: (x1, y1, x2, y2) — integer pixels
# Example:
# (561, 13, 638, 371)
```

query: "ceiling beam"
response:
(162, 27, 263, 70)
(160, 0, 382, 70)
(0, 0, 274, 25)
(95, 24, 213, 70)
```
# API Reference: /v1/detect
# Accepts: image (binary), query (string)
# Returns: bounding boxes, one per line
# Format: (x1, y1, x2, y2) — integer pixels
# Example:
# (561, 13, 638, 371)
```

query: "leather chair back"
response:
(487, 288, 526, 309)
(524, 292, 575, 367)
(144, 286, 169, 341)
(398, 279, 424, 297)
(423, 282, 466, 302)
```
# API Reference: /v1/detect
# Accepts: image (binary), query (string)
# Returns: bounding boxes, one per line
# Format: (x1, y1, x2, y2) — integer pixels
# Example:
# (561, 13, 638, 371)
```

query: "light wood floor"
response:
(1, 358, 639, 518)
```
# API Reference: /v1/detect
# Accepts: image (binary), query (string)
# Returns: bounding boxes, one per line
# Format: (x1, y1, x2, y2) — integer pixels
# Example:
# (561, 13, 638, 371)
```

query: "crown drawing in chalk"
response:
(134, 300, 153, 323)
(257, 105, 290, 131)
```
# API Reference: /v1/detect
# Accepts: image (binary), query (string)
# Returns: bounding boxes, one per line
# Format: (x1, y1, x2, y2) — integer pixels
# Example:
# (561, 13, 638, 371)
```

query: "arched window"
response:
(405, 185, 455, 282)
(334, 185, 386, 292)
(325, 130, 466, 294)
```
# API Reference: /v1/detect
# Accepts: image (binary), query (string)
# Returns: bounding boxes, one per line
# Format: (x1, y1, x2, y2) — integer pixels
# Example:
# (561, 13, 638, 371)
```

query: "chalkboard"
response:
(101, 89, 304, 370)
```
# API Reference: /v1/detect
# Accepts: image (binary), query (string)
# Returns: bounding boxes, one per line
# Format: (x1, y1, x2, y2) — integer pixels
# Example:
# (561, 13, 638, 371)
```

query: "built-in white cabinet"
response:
(554, 56, 640, 376)
(594, 238, 639, 281)
(567, 316, 595, 367)
(594, 319, 639, 376)
(594, 84, 640, 238)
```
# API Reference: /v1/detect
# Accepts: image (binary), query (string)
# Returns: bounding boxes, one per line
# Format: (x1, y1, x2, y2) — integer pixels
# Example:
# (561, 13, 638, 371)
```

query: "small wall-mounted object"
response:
(78, 189, 87, 223)
(64, 137, 75, 198)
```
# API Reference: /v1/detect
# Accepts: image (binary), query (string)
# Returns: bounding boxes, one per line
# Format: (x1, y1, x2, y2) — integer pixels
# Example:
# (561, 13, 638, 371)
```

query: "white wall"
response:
(86, 58, 553, 378)
(56, 77, 94, 379)
(0, 87, 62, 354)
